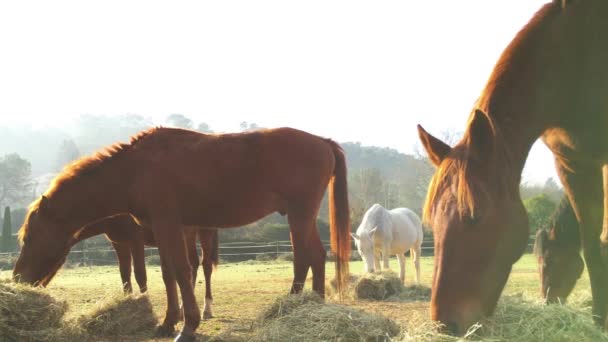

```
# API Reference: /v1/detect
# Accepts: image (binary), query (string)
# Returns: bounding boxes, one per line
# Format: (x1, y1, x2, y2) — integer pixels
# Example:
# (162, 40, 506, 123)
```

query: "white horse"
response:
(351, 204, 423, 284)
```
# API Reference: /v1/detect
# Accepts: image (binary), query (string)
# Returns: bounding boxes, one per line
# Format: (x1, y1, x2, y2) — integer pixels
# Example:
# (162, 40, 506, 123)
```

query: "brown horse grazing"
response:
(417, 1, 608, 335)
(72, 214, 219, 318)
(534, 197, 584, 304)
(13, 127, 351, 342)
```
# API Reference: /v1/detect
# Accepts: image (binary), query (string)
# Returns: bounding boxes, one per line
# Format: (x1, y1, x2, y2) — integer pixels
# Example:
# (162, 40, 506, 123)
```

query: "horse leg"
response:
(374, 253, 381, 273)
(558, 161, 607, 327)
(201, 235, 214, 319)
(307, 222, 326, 296)
(397, 253, 406, 284)
(153, 224, 200, 340)
(382, 245, 391, 270)
(287, 209, 317, 295)
(113, 241, 133, 294)
(131, 238, 148, 293)
(412, 246, 421, 285)
(178, 232, 200, 322)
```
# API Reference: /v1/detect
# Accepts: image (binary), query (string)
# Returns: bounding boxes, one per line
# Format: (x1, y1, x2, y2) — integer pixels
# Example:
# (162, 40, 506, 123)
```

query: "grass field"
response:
(0, 253, 601, 341)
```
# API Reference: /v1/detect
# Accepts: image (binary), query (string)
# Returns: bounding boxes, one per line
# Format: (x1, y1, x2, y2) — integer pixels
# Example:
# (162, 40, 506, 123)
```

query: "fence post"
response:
(276, 241, 279, 259)
(81, 240, 87, 266)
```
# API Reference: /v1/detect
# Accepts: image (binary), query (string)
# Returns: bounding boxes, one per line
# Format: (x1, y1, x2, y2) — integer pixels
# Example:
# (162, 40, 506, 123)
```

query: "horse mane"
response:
(533, 196, 579, 256)
(18, 127, 160, 243)
(534, 228, 549, 257)
(477, 1, 562, 111)
(45, 128, 158, 197)
(422, 2, 565, 224)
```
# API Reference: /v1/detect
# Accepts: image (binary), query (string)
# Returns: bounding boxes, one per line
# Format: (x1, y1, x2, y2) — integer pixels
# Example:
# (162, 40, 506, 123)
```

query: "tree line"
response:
(0, 113, 564, 252)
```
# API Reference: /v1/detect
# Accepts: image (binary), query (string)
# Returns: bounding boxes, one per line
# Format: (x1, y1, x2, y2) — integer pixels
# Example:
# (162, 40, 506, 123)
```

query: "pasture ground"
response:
(0, 254, 599, 341)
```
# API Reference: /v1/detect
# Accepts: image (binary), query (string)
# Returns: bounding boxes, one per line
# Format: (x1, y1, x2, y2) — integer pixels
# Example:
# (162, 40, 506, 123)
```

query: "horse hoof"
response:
(174, 333, 196, 342)
(155, 325, 175, 337)
(203, 311, 213, 320)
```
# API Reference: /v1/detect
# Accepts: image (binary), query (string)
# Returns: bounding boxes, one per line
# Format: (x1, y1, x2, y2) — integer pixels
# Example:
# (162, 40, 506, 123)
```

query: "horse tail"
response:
(327, 139, 351, 297)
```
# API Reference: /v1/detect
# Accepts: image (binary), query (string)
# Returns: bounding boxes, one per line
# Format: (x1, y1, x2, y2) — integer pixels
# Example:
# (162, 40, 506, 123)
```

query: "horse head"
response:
(535, 228, 583, 304)
(418, 111, 529, 335)
(13, 196, 76, 286)
(351, 226, 378, 273)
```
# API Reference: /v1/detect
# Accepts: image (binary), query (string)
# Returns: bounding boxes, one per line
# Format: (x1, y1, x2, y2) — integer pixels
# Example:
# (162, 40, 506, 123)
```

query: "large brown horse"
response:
(13, 127, 351, 342)
(418, 0, 608, 335)
(72, 214, 219, 319)
(534, 197, 583, 304)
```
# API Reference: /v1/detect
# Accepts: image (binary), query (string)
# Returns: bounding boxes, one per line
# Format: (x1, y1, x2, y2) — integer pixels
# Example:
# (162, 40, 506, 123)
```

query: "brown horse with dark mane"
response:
(534, 197, 584, 304)
(418, 0, 608, 335)
(73, 214, 219, 318)
(13, 127, 351, 342)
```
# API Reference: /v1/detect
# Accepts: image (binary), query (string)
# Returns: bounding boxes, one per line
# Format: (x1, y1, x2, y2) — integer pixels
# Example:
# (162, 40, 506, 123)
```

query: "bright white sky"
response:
(0, 0, 557, 184)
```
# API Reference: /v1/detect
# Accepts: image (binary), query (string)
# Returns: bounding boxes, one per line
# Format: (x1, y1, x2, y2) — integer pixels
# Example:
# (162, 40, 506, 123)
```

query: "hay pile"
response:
(0, 279, 69, 341)
(354, 271, 405, 300)
(251, 292, 400, 342)
(398, 293, 608, 342)
(77, 292, 157, 338)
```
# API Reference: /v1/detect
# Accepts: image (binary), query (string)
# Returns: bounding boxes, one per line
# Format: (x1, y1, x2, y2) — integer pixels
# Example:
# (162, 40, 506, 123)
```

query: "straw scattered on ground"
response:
(76, 292, 157, 339)
(397, 293, 608, 342)
(250, 292, 400, 342)
(0, 278, 70, 341)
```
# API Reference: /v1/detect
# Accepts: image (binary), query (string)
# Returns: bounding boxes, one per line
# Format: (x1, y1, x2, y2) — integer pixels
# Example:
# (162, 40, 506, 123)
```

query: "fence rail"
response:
(0, 238, 537, 262)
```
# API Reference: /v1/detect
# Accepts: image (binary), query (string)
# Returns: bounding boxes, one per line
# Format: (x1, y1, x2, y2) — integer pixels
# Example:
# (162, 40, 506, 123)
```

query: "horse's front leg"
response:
(396, 253, 406, 284)
(559, 161, 607, 327)
(112, 242, 133, 294)
(382, 245, 391, 270)
(373, 251, 381, 272)
(152, 222, 201, 342)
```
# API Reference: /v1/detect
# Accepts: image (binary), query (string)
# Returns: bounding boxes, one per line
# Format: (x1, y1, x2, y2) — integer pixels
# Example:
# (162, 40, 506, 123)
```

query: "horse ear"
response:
(39, 196, 50, 215)
(467, 109, 494, 154)
(417, 124, 451, 167)
(350, 233, 360, 241)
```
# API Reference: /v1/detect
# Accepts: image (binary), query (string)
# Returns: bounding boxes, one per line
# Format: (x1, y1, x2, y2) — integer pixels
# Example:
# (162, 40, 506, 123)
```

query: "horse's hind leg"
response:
(397, 253, 406, 284)
(113, 242, 133, 294)
(200, 230, 216, 319)
(288, 208, 323, 296)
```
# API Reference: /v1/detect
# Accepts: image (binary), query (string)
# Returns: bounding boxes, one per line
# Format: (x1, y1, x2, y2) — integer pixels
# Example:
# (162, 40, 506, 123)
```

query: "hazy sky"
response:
(0, 0, 557, 184)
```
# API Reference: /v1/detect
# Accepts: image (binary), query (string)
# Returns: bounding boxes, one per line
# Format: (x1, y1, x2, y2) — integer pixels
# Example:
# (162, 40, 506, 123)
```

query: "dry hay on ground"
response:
(0, 278, 69, 341)
(77, 292, 157, 339)
(354, 271, 405, 300)
(249, 292, 400, 342)
(329, 271, 431, 302)
(398, 293, 608, 342)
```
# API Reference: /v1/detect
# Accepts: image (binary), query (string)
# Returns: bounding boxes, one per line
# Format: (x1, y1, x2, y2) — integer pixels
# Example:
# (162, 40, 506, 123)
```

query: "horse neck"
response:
(48, 161, 132, 237)
(552, 201, 581, 250)
(74, 219, 112, 242)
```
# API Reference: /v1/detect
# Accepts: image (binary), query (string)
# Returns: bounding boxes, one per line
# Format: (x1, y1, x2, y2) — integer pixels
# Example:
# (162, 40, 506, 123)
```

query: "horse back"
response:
(126, 127, 338, 227)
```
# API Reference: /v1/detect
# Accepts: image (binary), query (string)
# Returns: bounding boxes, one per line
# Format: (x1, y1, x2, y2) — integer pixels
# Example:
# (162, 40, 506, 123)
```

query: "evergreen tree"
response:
(2, 206, 12, 252)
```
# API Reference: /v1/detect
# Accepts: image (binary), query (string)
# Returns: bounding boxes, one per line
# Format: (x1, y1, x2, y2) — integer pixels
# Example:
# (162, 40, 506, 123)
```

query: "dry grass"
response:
(250, 292, 400, 342)
(396, 293, 608, 342)
(354, 271, 405, 300)
(2, 255, 606, 341)
(76, 292, 157, 339)
(0, 278, 70, 341)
